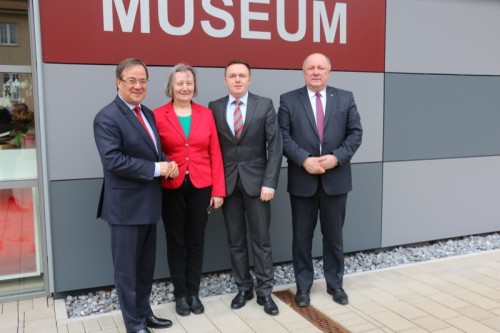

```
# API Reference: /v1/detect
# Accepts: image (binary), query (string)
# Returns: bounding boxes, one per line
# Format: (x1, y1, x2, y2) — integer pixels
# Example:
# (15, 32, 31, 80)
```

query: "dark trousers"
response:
(162, 176, 211, 298)
(222, 178, 274, 297)
(290, 183, 347, 291)
(109, 223, 156, 332)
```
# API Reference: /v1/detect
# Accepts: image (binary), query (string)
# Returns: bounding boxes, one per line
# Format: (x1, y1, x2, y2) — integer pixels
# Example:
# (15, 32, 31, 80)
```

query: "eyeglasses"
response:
(120, 78, 148, 86)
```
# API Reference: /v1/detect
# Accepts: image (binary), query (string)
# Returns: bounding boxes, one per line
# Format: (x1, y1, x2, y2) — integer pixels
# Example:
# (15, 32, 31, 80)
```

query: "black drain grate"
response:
(273, 290, 350, 333)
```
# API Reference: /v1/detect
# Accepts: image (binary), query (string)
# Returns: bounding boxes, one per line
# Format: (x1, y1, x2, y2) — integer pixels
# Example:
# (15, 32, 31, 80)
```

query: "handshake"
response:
(159, 161, 179, 179)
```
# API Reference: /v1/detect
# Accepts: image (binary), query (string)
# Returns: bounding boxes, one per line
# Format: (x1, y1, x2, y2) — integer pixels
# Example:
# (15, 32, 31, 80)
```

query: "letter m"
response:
(103, 0, 150, 33)
(314, 2, 347, 43)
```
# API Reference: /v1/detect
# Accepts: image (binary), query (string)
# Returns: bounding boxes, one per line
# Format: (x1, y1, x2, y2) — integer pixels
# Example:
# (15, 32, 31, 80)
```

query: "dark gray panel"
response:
(384, 74, 500, 161)
(50, 179, 113, 292)
(50, 164, 382, 292)
(344, 163, 382, 253)
(49, 178, 231, 292)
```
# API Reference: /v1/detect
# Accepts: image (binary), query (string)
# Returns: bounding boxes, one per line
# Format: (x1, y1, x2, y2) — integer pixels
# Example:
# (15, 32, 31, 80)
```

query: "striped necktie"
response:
(233, 99, 243, 140)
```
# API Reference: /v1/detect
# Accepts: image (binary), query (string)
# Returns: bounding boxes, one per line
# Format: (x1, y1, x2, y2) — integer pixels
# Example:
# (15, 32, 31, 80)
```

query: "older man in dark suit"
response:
(93, 58, 178, 333)
(278, 53, 362, 307)
(209, 59, 283, 316)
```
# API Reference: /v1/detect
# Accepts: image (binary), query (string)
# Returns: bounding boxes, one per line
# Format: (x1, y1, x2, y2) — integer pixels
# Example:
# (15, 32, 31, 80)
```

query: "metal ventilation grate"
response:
(273, 290, 350, 333)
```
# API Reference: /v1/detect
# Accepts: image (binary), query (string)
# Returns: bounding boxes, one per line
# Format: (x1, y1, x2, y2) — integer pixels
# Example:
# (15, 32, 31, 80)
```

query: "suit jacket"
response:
(278, 86, 362, 197)
(153, 100, 225, 197)
(94, 96, 165, 225)
(209, 92, 283, 197)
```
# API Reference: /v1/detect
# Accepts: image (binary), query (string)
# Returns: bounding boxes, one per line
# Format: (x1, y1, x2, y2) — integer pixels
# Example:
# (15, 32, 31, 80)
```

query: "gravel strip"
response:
(65, 232, 500, 317)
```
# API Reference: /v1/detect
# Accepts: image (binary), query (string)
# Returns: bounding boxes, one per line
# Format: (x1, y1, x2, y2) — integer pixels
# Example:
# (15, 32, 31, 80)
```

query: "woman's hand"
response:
(210, 196, 224, 209)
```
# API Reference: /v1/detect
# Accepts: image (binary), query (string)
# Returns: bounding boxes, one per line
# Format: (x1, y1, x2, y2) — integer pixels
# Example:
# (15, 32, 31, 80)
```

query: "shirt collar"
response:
(229, 92, 249, 105)
(307, 88, 327, 99)
(118, 95, 140, 111)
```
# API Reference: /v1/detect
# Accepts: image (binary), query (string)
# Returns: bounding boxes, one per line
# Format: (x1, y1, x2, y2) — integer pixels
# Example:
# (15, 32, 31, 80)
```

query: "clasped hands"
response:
(302, 155, 338, 174)
(159, 161, 179, 179)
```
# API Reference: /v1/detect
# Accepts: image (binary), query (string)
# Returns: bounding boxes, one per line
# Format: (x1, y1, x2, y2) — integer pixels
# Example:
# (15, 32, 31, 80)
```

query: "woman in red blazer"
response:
(153, 64, 225, 317)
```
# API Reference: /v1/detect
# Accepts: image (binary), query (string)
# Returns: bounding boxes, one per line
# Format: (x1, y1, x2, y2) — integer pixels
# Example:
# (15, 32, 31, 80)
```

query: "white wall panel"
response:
(386, 0, 500, 75)
(382, 156, 500, 247)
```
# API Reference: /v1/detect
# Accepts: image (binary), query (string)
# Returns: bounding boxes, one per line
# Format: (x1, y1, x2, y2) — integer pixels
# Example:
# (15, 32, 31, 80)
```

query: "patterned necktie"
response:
(134, 106, 154, 143)
(315, 92, 324, 144)
(233, 99, 243, 140)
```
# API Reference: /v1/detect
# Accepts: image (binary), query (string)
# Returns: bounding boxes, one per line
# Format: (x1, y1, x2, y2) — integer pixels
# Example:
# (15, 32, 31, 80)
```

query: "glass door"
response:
(0, 0, 45, 298)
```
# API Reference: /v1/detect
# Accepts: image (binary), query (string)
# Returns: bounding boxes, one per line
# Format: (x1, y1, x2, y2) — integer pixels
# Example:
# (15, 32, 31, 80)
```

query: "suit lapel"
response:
(216, 97, 233, 137)
(241, 93, 258, 139)
(163, 102, 186, 140)
(298, 87, 319, 138)
(189, 103, 201, 140)
(114, 97, 158, 156)
(324, 86, 336, 129)
(215, 96, 239, 142)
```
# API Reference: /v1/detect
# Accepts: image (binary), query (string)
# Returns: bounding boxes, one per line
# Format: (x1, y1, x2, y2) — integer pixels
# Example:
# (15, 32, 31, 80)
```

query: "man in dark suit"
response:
(93, 58, 178, 333)
(278, 53, 362, 307)
(209, 59, 283, 316)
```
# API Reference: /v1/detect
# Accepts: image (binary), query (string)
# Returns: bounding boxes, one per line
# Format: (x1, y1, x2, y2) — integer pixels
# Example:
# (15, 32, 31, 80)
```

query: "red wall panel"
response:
(40, 0, 385, 71)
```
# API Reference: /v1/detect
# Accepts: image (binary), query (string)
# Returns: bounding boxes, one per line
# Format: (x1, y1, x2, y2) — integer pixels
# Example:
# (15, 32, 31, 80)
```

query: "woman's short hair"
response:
(164, 63, 198, 98)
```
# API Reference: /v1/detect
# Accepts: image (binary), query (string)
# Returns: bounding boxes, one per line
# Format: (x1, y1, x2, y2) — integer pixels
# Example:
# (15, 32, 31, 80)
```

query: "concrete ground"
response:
(2, 249, 500, 333)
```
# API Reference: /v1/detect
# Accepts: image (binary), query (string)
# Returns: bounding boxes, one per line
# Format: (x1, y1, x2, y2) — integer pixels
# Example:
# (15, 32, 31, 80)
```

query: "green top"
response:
(178, 114, 191, 138)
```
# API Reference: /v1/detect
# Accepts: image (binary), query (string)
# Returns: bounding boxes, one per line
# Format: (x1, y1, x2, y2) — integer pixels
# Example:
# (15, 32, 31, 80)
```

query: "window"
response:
(0, 23, 18, 45)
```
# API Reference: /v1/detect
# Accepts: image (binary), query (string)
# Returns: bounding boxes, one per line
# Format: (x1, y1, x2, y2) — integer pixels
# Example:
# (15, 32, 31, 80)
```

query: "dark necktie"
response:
(315, 92, 324, 144)
(134, 106, 154, 143)
(233, 100, 243, 140)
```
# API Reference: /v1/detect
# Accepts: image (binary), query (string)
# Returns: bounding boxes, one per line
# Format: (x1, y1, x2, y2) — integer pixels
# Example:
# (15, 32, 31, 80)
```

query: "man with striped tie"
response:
(209, 59, 283, 316)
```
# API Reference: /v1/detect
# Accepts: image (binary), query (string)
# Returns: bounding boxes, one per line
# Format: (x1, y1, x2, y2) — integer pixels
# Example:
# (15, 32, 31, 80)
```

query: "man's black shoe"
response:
(231, 290, 254, 309)
(131, 329, 151, 333)
(327, 287, 349, 305)
(145, 315, 172, 328)
(256, 295, 279, 316)
(189, 295, 205, 314)
(175, 296, 191, 316)
(295, 289, 310, 307)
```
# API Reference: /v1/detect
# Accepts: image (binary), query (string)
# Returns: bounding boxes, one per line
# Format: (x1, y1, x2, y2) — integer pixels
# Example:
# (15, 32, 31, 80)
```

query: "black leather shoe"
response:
(257, 295, 279, 315)
(130, 329, 151, 333)
(175, 296, 191, 316)
(327, 287, 349, 305)
(145, 315, 172, 329)
(189, 295, 205, 314)
(295, 289, 310, 307)
(231, 290, 254, 309)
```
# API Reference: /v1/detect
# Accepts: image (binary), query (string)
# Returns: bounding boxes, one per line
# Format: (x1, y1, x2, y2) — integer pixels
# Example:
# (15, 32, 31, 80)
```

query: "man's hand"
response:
(166, 161, 178, 179)
(159, 161, 179, 178)
(302, 157, 326, 174)
(260, 187, 275, 201)
(318, 154, 338, 170)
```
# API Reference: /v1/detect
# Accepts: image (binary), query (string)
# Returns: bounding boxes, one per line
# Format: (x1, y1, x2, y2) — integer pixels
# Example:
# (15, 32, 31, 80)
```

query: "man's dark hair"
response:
(224, 59, 251, 76)
(116, 58, 149, 80)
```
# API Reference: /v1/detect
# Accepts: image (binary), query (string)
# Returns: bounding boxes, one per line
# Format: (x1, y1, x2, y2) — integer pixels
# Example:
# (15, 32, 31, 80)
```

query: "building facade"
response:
(1, 0, 499, 301)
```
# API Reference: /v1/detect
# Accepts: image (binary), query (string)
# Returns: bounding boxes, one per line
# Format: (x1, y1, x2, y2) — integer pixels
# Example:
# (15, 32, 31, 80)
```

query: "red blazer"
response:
(153, 101, 225, 197)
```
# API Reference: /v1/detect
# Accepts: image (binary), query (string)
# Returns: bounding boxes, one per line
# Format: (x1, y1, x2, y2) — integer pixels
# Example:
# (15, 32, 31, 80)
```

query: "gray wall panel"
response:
(384, 74, 500, 161)
(386, 0, 500, 75)
(43, 65, 381, 181)
(382, 157, 500, 247)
